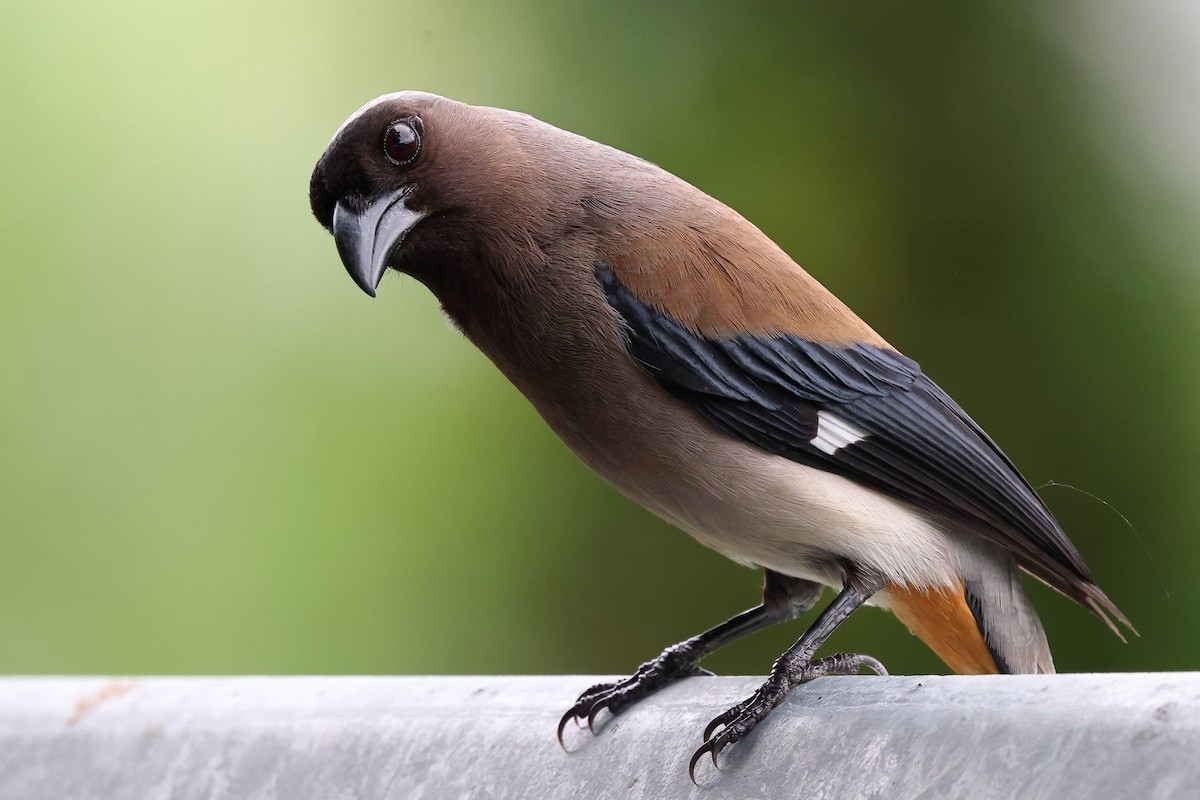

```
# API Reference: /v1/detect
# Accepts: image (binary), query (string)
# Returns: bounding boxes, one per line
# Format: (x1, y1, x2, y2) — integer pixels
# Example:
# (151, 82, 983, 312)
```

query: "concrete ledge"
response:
(1, 674, 1197, 799)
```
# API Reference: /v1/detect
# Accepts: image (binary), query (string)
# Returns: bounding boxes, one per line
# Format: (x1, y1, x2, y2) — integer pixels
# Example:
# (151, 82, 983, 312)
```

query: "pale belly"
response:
(538, 373, 961, 593)
(610, 428, 959, 592)
(479, 314, 961, 595)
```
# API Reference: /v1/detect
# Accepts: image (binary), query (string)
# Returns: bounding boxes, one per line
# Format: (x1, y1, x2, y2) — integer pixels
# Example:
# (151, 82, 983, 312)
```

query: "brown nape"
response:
(602, 193, 892, 349)
(887, 582, 1000, 675)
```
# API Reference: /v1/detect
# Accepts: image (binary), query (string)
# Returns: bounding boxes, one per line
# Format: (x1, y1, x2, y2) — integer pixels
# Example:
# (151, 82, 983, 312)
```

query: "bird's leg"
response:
(688, 563, 887, 783)
(558, 571, 822, 748)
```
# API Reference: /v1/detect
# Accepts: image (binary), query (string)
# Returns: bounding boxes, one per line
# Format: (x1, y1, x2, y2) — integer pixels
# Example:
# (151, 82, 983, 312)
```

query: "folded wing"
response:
(596, 260, 1128, 633)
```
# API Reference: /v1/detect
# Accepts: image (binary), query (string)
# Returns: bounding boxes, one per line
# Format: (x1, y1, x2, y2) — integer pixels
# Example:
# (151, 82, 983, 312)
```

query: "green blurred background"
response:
(1, 1, 1196, 678)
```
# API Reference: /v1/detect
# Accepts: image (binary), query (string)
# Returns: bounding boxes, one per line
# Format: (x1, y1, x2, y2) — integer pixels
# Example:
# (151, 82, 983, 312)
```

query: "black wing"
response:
(597, 261, 1125, 628)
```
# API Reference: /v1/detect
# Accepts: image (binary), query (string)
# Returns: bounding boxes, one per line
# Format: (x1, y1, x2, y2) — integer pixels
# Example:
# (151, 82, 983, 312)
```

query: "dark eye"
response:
(382, 119, 421, 166)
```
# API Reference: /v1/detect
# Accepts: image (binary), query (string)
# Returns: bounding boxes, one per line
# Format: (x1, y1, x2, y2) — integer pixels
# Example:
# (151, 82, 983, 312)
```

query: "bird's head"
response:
(309, 91, 557, 298)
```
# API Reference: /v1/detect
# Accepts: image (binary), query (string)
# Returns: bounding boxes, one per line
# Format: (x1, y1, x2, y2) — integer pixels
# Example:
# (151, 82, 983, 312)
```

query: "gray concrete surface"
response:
(0, 673, 1197, 799)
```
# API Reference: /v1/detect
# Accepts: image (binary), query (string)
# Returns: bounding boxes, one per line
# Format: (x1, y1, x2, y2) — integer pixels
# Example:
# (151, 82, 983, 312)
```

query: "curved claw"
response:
(556, 707, 580, 750)
(689, 736, 730, 784)
(559, 680, 625, 749)
(586, 698, 611, 733)
(857, 655, 888, 676)
(688, 740, 715, 785)
(703, 708, 735, 742)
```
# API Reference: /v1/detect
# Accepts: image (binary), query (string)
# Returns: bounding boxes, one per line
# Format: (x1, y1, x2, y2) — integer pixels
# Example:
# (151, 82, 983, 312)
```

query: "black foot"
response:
(688, 652, 887, 783)
(557, 646, 711, 748)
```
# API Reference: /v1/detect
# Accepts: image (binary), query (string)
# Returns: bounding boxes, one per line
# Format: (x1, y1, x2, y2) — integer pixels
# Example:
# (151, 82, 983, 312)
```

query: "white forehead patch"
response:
(811, 411, 868, 455)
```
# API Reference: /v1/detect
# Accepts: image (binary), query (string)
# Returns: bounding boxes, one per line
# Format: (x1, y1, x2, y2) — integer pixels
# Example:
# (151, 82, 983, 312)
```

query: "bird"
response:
(309, 91, 1130, 780)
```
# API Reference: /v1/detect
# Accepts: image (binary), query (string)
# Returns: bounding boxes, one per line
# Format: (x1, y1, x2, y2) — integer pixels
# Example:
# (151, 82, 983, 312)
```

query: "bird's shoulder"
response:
(593, 182, 888, 348)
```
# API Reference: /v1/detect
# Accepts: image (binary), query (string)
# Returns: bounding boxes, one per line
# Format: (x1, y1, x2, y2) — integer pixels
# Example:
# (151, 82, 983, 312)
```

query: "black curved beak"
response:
(331, 188, 425, 297)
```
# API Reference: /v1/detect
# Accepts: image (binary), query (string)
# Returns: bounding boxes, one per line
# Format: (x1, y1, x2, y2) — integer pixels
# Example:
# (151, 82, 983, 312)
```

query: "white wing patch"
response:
(812, 411, 869, 455)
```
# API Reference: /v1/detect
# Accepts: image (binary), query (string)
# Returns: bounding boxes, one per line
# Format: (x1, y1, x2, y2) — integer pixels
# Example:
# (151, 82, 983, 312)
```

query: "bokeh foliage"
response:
(1, 0, 1195, 677)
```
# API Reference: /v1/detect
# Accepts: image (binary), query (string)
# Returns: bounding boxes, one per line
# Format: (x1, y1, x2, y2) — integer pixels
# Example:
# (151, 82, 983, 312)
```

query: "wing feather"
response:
(597, 261, 1129, 632)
